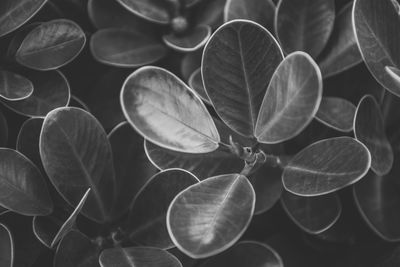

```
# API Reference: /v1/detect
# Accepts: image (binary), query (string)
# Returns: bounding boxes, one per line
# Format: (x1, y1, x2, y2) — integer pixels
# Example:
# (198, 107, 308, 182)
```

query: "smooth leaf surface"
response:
(0, 223, 13, 267)
(202, 19, 283, 137)
(315, 97, 356, 132)
(0, 148, 53, 216)
(163, 25, 211, 52)
(255, 51, 322, 143)
(0, 71, 33, 101)
(353, 0, 400, 96)
(385, 66, 400, 90)
(275, 0, 335, 58)
(116, 0, 170, 24)
(0, 0, 47, 37)
(167, 174, 255, 258)
(1, 70, 70, 117)
(16, 19, 86, 70)
(354, 95, 393, 176)
(91, 28, 167, 68)
(281, 191, 341, 234)
(195, 0, 226, 29)
(40, 107, 116, 223)
(318, 3, 362, 77)
(200, 241, 283, 267)
(224, 0, 275, 31)
(16, 118, 43, 167)
(0, 111, 7, 147)
(283, 137, 371, 196)
(100, 247, 182, 267)
(121, 66, 220, 153)
(188, 68, 210, 104)
(33, 215, 64, 248)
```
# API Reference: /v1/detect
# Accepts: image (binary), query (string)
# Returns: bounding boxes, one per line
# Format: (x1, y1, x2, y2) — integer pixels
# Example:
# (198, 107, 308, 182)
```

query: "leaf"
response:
(195, 0, 226, 29)
(90, 28, 167, 68)
(167, 173, 255, 258)
(0, 71, 33, 101)
(0, 110, 7, 147)
(127, 169, 199, 249)
(0, 0, 48, 37)
(16, 118, 43, 167)
(54, 230, 100, 267)
(385, 66, 400, 89)
(281, 191, 341, 234)
(188, 68, 210, 104)
(354, 171, 400, 242)
(282, 137, 371, 196)
(121, 66, 220, 153)
(115, 0, 170, 24)
(0, 206, 8, 215)
(16, 19, 86, 70)
(255, 51, 322, 143)
(202, 19, 283, 137)
(163, 25, 211, 52)
(0, 148, 53, 216)
(40, 107, 116, 223)
(69, 95, 90, 111)
(180, 50, 202, 81)
(353, 0, 400, 97)
(275, 0, 335, 58)
(224, 0, 275, 31)
(318, 2, 362, 78)
(200, 241, 283, 267)
(354, 95, 393, 176)
(315, 97, 356, 132)
(99, 247, 182, 267)
(108, 122, 157, 217)
(33, 215, 64, 248)
(1, 70, 70, 117)
(0, 223, 13, 267)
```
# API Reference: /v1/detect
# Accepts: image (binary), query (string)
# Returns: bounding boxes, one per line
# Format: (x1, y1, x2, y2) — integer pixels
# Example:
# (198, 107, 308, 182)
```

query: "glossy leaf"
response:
(318, 3, 362, 78)
(385, 66, 400, 90)
(40, 107, 116, 223)
(200, 241, 283, 267)
(163, 25, 211, 52)
(224, 0, 275, 31)
(188, 68, 210, 104)
(90, 28, 167, 68)
(100, 247, 182, 267)
(108, 122, 157, 217)
(281, 191, 341, 234)
(202, 19, 283, 137)
(1, 70, 70, 117)
(54, 230, 100, 267)
(0, 71, 33, 101)
(354, 170, 400, 241)
(128, 169, 199, 249)
(315, 97, 356, 132)
(115, 0, 170, 24)
(16, 19, 86, 70)
(0, 223, 13, 267)
(255, 51, 322, 143)
(0, 148, 53, 216)
(121, 66, 220, 153)
(0, 0, 47, 37)
(355, 95, 393, 176)
(167, 173, 255, 258)
(16, 118, 43, 167)
(353, 0, 400, 96)
(283, 137, 371, 196)
(275, 0, 335, 58)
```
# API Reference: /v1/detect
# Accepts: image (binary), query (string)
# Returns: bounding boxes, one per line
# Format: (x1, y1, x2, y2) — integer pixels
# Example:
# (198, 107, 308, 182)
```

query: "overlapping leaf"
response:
(188, 68, 210, 104)
(16, 118, 43, 167)
(0, 223, 13, 267)
(116, 0, 170, 24)
(315, 97, 356, 132)
(163, 25, 211, 52)
(0, 71, 33, 101)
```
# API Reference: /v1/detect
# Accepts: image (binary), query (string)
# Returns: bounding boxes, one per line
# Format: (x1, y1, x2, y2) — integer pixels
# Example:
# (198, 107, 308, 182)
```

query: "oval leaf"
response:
(100, 247, 182, 267)
(188, 68, 210, 104)
(353, 0, 400, 96)
(163, 25, 211, 52)
(255, 51, 322, 143)
(91, 28, 167, 68)
(318, 3, 362, 77)
(0, 0, 47, 37)
(315, 97, 356, 132)
(0, 224, 13, 267)
(0, 71, 33, 101)
(283, 137, 371, 196)
(16, 19, 86, 70)
(116, 0, 170, 24)
(275, 0, 335, 58)
(167, 173, 255, 258)
(281, 191, 341, 234)
(16, 118, 43, 167)
(0, 148, 53, 216)
(40, 107, 116, 223)
(200, 241, 283, 267)
(354, 95, 393, 176)
(202, 19, 283, 137)
(121, 66, 220, 153)
(127, 169, 198, 249)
